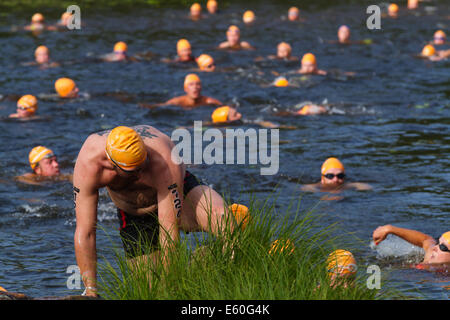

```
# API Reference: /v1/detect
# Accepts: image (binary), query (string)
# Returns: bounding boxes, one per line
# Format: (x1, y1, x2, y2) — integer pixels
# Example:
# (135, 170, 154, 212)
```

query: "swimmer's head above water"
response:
(388, 3, 399, 18)
(207, 0, 218, 14)
(35, 45, 50, 64)
(337, 25, 351, 44)
(226, 25, 241, 47)
(428, 231, 450, 264)
(211, 106, 242, 124)
(13, 94, 38, 118)
(300, 53, 318, 74)
(105, 126, 148, 176)
(288, 7, 300, 21)
(277, 42, 292, 59)
(55, 77, 79, 98)
(433, 30, 446, 45)
(421, 44, 436, 57)
(184, 73, 202, 99)
(177, 39, 193, 62)
(196, 54, 215, 72)
(113, 41, 128, 60)
(321, 157, 345, 187)
(190, 3, 202, 20)
(59, 12, 72, 27)
(29, 146, 60, 176)
(243, 10, 255, 24)
(273, 77, 289, 87)
(407, 0, 418, 10)
(326, 249, 357, 287)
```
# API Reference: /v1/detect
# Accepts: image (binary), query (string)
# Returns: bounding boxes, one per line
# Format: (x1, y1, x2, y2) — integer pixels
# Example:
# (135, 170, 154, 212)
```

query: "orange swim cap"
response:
(422, 44, 436, 57)
(32, 13, 45, 23)
(177, 39, 191, 53)
(321, 157, 345, 175)
(243, 10, 255, 23)
(114, 41, 128, 53)
(191, 3, 202, 12)
(289, 6, 300, 14)
(35, 45, 49, 57)
(106, 126, 147, 170)
(229, 203, 250, 230)
(442, 231, 450, 243)
(302, 53, 317, 65)
(184, 73, 201, 88)
(296, 105, 313, 115)
(388, 3, 399, 13)
(228, 25, 240, 34)
(274, 77, 289, 87)
(61, 12, 72, 21)
(211, 106, 230, 123)
(29, 146, 54, 170)
(326, 249, 357, 276)
(0, 286, 6, 292)
(17, 95, 38, 113)
(434, 30, 446, 39)
(278, 42, 292, 53)
(55, 78, 77, 98)
(207, 0, 218, 11)
(197, 54, 214, 70)
(269, 239, 295, 255)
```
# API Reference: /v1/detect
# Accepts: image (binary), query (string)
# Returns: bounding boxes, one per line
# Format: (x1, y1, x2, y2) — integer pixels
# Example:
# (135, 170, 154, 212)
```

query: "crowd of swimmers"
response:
(1, 1, 449, 296)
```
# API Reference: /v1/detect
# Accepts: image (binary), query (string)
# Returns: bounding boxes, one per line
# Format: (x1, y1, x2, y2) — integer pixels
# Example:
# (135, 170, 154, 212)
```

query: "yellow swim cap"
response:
(29, 146, 54, 170)
(388, 3, 399, 13)
(243, 10, 255, 23)
(114, 41, 128, 53)
(35, 45, 49, 57)
(229, 203, 250, 230)
(442, 231, 450, 243)
(17, 95, 38, 113)
(207, 0, 218, 11)
(55, 78, 77, 98)
(32, 13, 45, 23)
(326, 249, 357, 276)
(422, 44, 436, 57)
(296, 105, 313, 115)
(274, 77, 289, 87)
(269, 239, 295, 255)
(106, 126, 147, 170)
(434, 30, 446, 39)
(321, 157, 345, 175)
(278, 42, 292, 53)
(302, 53, 317, 65)
(228, 25, 240, 34)
(197, 54, 214, 70)
(177, 39, 191, 53)
(191, 3, 202, 12)
(184, 73, 201, 88)
(211, 106, 230, 123)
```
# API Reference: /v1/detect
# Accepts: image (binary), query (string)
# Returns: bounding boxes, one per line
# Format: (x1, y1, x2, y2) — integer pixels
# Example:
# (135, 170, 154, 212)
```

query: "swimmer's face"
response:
(288, 10, 299, 21)
(277, 46, 291, 59)
(428, 236, 450, 264)
(16, 107, 35, 118)
(191, 8, 201, 19)
(321, 168, 345, 187)
(301, 61, 317, 74)
(408, 0, 418, 9)
(434, 36, 445, 46)
(228, 108, 242, 122)
(185, 80, 202, 99)
(207, 3, 218, 14)
(114, 51, 127, 61)
(65, 86, 79, 99)
(35, 156, 60, 177)
(227, 30, 240, 46)
(35, 51, 49, 64)
(338, 27, 350, 43)
(178, 47, 192, 61)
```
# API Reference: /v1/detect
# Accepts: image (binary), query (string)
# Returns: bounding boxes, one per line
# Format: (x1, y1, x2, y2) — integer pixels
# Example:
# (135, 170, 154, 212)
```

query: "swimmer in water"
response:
(143, 74, 222, 110)
(270, 42, 298, 61)
(9, 95, 39, 119)
(57, 12, 73, 28)
(287, 7, 300, 22)
(15, 146, 71, 185)
(326, 249, 357, 288)
(387, 4, 399, 18)
(407, 0, 418, 10)
(196, 54, 216, 72)
(100, 42, 129, 62)
(208, 105, 290, 129)
(24, 13, 46, 32)
(55, 78, 79, 99)
(34, 46, 60, 68)
(190, 3, 202, 20)
(297, 53, 327, 75)
(73, 125, 236, 296)
(162, 39, 196, 64)
(218, 25, 254, 50)
(206, 0, 218, 14)
(420, 44, 450, 61)
(372, 226, 450, 268)
(432, 30, 446, 46)
(301, 157, 372, 197)
(337, 25, 351, 44)
(243, 10, 255, 24)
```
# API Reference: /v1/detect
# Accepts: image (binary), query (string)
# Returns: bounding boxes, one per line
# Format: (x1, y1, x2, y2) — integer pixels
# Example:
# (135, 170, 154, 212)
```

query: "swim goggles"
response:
(323, 173, 346, 180)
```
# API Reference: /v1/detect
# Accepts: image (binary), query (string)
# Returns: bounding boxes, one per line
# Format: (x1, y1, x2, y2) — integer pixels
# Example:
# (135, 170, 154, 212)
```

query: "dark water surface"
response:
(0, 2, 449, 299)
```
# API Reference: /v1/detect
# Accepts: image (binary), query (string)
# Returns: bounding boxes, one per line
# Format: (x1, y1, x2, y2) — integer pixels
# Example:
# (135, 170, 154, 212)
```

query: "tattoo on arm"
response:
(168, 183, 182, 218)
(73, 186, 80, 208)
(135, 126, 158, 139)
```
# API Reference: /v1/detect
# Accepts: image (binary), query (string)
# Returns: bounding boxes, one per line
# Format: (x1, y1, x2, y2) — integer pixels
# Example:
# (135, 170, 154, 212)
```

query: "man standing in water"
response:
(73, 125, 234, 297)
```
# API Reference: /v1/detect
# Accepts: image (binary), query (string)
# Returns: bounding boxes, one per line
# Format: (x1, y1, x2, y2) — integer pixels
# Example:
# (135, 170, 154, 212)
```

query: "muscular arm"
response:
(372, 225, 435, 251)
(73, 143, 101, 296)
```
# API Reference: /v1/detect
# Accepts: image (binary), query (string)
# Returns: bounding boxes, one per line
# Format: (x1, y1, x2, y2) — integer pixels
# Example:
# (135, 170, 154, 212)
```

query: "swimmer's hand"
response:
(372, 225, 392, 245)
